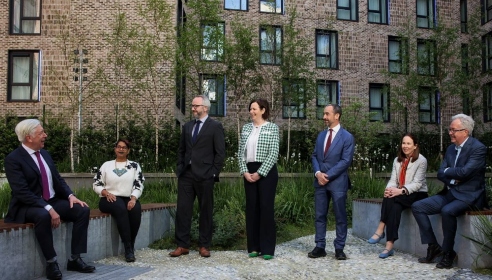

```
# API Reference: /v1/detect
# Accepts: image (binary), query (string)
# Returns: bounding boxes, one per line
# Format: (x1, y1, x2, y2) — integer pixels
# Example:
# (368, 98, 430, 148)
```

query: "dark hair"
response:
(327, 104, 342, 120)
(114, 138, 131, 150)
(397, 133, 420, 162)
(249, 98, 270, 120)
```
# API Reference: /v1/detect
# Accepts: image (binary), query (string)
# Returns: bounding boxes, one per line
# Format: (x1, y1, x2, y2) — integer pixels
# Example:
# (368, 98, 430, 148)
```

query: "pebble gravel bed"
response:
(96, 229, 492, 280)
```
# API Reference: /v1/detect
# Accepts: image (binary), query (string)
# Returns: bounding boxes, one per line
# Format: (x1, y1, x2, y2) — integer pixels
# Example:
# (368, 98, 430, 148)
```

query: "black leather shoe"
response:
(436, 250, 457, 269)
(418, 244, 443, 263)
(308, 247, 327, 258)
(335, 249, 347, 260)
(46, 261, 62, 280)
(67, 257, 95, 273)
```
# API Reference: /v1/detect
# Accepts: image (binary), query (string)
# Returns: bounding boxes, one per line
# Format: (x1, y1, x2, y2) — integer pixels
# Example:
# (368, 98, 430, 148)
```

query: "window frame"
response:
(282, 79, 306, 119)
(200, 22, 225, 62)
(224, 0, 248, 11)
(416, 0, 436, 29)
(418, 87, 438, 124)
(9, 0, 42, 35)
(260, 25, 282, 65)
(388, 36, 408, 74)
(482, 0, 492, 24)
(199, 74, 226, 117)
(316, 80, 339, 119)
(259, 0, 283, 14)
(484, 83, 492, 122)
(367, 0, 388, 24)
(315, 30, 338, 69)
(483, 32, 492, 72)
(369, 83, 390, 122)
(417, 39, 436, 76)
(461, 43, 469, 76)
(7, 50, 42, 102)
(461, 0, 468, 33)
(337, 0, 359, 21)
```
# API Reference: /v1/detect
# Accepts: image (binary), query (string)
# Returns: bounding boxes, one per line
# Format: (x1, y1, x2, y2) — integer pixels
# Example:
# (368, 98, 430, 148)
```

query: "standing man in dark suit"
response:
(4, 119, 95, 280)
(309, 104, 355, 260)
(412, 114, 487, 269)
(170, 95, 226, 258)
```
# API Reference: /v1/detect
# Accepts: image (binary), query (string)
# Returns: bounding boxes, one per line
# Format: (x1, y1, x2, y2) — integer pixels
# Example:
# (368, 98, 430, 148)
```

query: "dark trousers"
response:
(99, 196, 142, 244)
(314, 186, 348, 250)
(25, 197, 90, 261)
(175, 167, 215, 248)
(380, 192, 428, 242)
(412, 191, 470, 252)
(244, 162, 278, 256)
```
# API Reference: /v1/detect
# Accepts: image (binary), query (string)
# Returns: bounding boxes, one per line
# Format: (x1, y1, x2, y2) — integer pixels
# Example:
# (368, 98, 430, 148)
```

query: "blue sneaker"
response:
(379, 249, 394, 259)
(367, 232, 385, 244)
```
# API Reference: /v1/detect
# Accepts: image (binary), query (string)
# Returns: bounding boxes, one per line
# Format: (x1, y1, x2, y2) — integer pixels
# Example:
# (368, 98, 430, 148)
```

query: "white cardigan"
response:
(386, 154, 428, 194)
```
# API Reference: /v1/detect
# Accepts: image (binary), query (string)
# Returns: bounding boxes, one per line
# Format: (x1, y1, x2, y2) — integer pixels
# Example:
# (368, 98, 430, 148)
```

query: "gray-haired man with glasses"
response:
(412, 114, 487, 269)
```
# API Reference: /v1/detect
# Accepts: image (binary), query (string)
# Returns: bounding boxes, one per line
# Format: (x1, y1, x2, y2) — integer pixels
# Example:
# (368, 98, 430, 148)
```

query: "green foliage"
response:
(462, 214, 492, 263)
(0, 114, 22, 172)
(275, 177, 314, 225)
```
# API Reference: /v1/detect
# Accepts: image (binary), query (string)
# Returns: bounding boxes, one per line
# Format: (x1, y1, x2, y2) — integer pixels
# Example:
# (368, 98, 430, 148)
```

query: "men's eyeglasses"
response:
(191, 104, 204, 108)
(116, 146, 128, 150)
(448, 128, 466, 134)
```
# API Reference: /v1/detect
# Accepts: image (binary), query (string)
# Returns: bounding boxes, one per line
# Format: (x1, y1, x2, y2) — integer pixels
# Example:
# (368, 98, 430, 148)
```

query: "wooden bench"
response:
(0, 203, 175, 280)
(352, 198, 492, 269)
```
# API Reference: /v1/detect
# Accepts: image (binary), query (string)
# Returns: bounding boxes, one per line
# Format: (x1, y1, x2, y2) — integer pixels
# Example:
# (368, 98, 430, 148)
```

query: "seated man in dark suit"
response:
(4, 119, 95, 280)
(412, 114, 487, 269)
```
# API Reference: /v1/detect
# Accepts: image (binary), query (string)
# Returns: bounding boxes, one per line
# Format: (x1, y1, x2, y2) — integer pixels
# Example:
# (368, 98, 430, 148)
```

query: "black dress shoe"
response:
(418, 243, 443, 263)
(67, 257, 95, 273)
(308, 247, 327, 258)
(436, 250, 457, 269)
(46, 261, 62, 280)
(335, 249, 347, 260)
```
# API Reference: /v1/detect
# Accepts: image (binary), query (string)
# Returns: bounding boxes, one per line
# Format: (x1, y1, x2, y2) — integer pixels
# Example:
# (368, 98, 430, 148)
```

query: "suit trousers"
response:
(25, 197, 90, 261)
(175, 167, 215, 248)
(380, 192, 428, 242)
(411, 190, 471, 252)
(99, 196, 141, 244)
(244, 162, 278, 256)
(314, 186, 347, 250)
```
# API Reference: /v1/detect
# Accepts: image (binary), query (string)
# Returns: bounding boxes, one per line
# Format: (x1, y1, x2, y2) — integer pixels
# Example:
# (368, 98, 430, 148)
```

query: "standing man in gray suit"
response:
(412, 114, 487, 269)
(170, 95, 226, 258)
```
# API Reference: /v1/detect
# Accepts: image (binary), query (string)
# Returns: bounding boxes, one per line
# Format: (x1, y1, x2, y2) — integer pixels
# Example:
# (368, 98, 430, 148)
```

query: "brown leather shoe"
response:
(199, 247, 211, 257)
(169, 247, 189, 257)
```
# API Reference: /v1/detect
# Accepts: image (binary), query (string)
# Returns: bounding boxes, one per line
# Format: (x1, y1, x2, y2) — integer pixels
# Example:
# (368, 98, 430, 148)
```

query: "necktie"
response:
(192, 120, 201, 143)
(454, 146, 461, 167)
(324, 129, 333, 156)
(35, 151, 50, 200)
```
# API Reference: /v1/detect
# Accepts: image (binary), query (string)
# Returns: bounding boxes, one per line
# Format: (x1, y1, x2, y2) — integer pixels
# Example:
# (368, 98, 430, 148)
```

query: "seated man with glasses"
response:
(412, 114, 487, 269)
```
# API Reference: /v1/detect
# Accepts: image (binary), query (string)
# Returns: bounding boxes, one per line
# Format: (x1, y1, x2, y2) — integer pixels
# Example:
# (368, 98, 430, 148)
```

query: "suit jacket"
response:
(386, 154, 428, 194)
(4, 146, 73, 223)
(176, 117, 226, 181)
(311, 127, 355, 191)
(437, 137, 486, 205)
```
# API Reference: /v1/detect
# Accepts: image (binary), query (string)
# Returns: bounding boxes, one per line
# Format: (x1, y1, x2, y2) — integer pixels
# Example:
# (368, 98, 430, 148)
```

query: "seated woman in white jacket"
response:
(367, 133, 428, 258)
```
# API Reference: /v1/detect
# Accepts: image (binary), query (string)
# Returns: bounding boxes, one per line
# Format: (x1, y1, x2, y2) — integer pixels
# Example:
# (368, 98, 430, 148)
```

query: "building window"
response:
(462, 91, 471, 116)
(8, 50, 41, 101)
(483, 32, 492, 72)
(200, 74, 226, 116)
(260, 26, 282, 65)
(416, 0, 435, 28)
(337, 0, 358, 21)
(316, 80, 339, 119)
(10, 0, 41, 34)
(417, 39, 435, 76)
(368, 0, 388, 24)
(225, 0, 248, 10)
(260, 0, 283, 14)
(418, 87, 438, 123)
(461, 0, 467, 33)
(388, 36, 408, 74)
(483, 0, 492, 24)
(484, 83, 492, 122)
(369, 84, 390, 122)
(283, 79, 306, 119)
(461, 44, 469, 75)
(316, 30, 338, 69)
(201, 22, 224, 62)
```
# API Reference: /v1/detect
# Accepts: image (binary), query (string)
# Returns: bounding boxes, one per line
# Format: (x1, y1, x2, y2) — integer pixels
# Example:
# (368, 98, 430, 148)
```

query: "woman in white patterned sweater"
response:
(93, 139, 145, 262)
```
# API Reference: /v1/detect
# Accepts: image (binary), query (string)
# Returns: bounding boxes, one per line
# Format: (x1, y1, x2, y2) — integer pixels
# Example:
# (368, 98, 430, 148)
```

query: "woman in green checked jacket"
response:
(238, 98, 279, 260)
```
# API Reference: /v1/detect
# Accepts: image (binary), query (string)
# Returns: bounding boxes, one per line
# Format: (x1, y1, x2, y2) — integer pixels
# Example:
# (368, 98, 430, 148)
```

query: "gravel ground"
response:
(95, 229, 492, 280)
